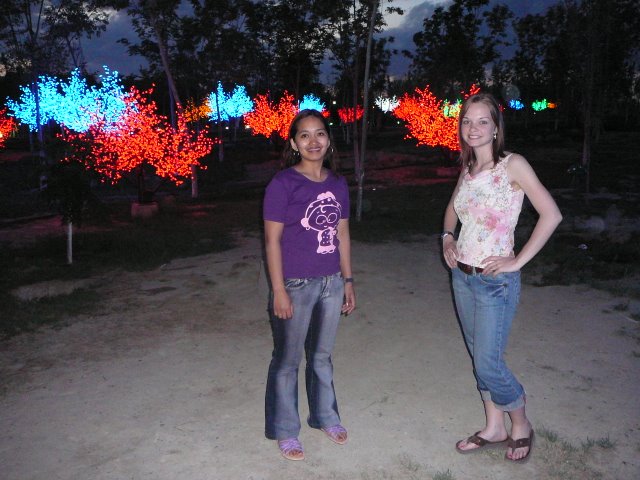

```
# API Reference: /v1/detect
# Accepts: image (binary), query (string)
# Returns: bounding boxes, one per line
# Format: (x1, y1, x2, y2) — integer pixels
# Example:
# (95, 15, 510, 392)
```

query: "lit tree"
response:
(63, 87, 214, 201)
(374, 95, 400, 113)
(6, 67, 128, 133)
(298, 94, 326, 113)
(6, 75, 60, 131)
(393, 84, 479, 152)
(337, 105, 364, 124)
(183, 98, 212, 123)
(243, 92, 297, 141)
(55, 67, 128, 132)
(0, 108, 18, 149)
(207, 82, 254, 144)
(0, 0, 122, 160)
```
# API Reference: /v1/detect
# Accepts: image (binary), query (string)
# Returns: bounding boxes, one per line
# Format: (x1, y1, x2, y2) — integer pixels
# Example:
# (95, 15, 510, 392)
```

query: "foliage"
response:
(45, 160, 94, 226)
(243, 91, 297, 140)
(409, 0, 512, 98)
(510, 0, 640, 121)
(0, 0, 120, 79)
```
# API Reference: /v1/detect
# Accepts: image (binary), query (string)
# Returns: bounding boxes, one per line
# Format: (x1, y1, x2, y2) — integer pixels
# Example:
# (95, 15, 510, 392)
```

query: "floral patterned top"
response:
(454, 154, 524, 267)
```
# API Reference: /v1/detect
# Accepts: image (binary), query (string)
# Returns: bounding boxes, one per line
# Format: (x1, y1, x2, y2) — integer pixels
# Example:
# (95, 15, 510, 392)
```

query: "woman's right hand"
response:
(443, 237, 458, 269)
(273, 290, 294, 319)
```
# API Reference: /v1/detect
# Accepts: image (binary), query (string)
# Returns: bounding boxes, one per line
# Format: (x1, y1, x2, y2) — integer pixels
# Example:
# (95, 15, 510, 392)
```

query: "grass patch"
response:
(595, 435, 616, 449)
(350, 183, 452, 243)
(0, 193, 262, 338)
(432, 470, 455, 480)
(0, 288, 101, 338)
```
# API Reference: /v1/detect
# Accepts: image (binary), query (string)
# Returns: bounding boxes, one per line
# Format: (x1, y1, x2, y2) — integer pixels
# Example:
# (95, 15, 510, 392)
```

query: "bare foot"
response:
(456, 428, 509, 452)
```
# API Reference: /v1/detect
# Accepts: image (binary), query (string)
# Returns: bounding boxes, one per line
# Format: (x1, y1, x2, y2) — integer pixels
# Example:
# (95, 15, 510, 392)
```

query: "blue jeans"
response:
(452, 268, 525, 411)
(265, 273, 344, 440)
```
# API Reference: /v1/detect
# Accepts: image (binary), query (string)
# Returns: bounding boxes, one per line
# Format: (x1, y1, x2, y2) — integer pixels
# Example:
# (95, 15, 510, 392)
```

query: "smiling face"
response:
(459, 101, 497, 151)
(291, 115, 330, 163)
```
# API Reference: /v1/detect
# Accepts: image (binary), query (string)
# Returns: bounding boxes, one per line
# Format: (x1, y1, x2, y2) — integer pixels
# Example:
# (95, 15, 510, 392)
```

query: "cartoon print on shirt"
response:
(301, 191, 342, 254)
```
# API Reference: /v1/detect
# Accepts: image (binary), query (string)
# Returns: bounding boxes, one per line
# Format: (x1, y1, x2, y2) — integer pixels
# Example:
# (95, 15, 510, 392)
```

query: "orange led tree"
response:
(243, 92, 297, 140)
(184, 98, 211, 123)
(0, 108, 17, 149)
(393, 85, 480, 151)
(63, 87, 215, 200)
(338, 106, 363, 124)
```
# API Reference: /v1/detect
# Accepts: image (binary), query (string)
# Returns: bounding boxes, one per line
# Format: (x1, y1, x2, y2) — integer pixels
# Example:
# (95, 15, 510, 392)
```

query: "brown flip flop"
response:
(505, 429, 535, 463)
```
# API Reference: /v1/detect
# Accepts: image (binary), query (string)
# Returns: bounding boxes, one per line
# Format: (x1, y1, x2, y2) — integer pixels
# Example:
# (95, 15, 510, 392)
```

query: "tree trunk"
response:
(67, 222, 73, 265)
(356, 0, 378, 222)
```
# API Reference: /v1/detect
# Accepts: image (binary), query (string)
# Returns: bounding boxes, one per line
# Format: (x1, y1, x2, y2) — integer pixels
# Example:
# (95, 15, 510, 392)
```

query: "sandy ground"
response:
(1, 235, 639, 480)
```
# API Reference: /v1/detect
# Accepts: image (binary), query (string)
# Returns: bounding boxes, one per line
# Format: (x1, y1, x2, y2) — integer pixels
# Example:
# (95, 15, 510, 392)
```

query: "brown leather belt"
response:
(457, 261, 484, 275)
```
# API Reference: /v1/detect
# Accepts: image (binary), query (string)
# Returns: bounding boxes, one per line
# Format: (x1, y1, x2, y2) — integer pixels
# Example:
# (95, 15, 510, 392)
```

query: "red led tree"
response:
(338, 106, 363, 124)
(63, 87, 215, 201)
(393, 85, 480, 152)
(0, 108, 17, 149)
(243, 92, 297, 140)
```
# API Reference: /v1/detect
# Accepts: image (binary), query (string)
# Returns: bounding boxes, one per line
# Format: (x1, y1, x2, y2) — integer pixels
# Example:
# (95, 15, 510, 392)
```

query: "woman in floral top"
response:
(442, 93, 562, 463)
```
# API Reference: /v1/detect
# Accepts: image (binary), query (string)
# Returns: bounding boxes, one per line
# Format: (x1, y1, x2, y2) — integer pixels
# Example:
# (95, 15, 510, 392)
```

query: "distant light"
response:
(509, 99, 525, 110)
(442, 99, 462, 117)
(531, 99, 548, 111)
(375, 96, 400, 113)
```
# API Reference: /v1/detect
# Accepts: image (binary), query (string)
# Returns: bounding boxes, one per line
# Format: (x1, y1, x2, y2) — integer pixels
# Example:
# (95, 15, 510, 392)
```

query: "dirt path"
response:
(1, 236, 638, 479)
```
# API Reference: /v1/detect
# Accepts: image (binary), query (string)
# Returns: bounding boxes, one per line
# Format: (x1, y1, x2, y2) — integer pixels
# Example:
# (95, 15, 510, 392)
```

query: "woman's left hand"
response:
(342, 283, 356, 315)
(481, 256, 520, 276)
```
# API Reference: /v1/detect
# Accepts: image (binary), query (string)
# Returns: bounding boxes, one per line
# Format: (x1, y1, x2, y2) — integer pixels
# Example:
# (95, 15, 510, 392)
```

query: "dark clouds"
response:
(82, 1, 558, 81)
(382, 0, 558, 79)
(82, 10, 147, 76)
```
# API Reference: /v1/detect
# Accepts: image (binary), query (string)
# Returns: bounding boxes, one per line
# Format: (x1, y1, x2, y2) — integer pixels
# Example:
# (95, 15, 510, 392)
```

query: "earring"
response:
(493, 132, 497, 140)
(293, 149, 300, 159)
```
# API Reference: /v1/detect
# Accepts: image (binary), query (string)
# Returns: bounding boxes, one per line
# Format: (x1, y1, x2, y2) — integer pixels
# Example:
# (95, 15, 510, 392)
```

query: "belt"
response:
(457, 261, 484, 275)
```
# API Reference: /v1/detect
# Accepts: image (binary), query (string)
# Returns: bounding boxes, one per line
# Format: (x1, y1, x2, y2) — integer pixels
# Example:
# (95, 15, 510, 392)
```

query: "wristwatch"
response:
(440, 231, 454, 240)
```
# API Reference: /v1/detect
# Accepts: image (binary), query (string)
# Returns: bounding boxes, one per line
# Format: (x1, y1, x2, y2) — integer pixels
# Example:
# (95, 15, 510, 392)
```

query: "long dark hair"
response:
(282, 109, 338, 173)
(458, 93, 506, 171)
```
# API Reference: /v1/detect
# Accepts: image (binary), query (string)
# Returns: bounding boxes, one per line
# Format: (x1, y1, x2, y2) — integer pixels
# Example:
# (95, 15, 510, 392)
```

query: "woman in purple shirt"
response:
(263, 109, 356, 461)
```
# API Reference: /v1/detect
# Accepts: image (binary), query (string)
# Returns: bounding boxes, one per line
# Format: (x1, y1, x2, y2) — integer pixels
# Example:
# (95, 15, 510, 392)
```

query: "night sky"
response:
(81, 1, 559, 80)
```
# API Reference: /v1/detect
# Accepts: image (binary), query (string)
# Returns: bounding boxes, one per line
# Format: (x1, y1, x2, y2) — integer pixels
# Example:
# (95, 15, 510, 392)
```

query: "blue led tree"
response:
(207, 82, 253, 122)
(299, 94, 326, 113)
(56, 67, 128, 132)
(6, 67, 128, 133)
(207, 82, 253, 147)
(6, 75, 60, 131)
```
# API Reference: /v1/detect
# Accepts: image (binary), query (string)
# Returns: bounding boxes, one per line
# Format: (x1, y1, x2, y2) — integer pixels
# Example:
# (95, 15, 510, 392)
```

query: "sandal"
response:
(277, 437, 304, 461)
(321, 424, 348, 445)
(505, 429, 534, 463)
(455, 431, 509, 454)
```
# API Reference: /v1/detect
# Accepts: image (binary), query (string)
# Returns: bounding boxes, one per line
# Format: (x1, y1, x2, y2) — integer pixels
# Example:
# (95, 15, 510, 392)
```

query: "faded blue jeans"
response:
(452, 267, 525, 411)
(265, 273, 344, 440)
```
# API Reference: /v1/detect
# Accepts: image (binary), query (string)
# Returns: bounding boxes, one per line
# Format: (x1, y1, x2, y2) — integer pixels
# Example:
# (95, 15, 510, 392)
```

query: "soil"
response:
(1, 233, 639, 480)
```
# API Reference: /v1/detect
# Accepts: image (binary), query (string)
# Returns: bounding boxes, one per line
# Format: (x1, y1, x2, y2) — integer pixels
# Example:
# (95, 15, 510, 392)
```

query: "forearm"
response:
(443, 200, 459, 235)
(336, 219, 353, 278)
(265, 241, 286, 292)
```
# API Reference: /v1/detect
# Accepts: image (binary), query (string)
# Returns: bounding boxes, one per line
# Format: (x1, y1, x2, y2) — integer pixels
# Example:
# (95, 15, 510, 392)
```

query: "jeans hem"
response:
(480, 389, 526, 411)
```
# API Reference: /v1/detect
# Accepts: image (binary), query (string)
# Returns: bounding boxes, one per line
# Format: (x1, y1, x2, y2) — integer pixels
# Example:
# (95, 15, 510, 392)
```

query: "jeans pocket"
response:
(478, 273, 508, 298)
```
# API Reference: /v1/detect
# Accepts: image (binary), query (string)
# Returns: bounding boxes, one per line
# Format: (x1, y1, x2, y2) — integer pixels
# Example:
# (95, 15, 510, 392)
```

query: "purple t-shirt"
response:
(263, 168, 350, 279)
